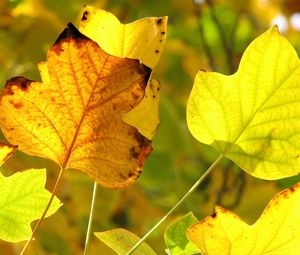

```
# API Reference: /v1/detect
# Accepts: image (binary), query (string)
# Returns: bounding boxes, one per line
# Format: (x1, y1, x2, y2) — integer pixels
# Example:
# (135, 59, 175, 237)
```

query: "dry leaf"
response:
(0, 23, 152, 189)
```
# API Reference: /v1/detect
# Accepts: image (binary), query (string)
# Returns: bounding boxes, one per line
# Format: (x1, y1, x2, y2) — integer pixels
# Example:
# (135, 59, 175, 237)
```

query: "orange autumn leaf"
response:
(0, 23, 152, 189)
(0, 142, 17, 167)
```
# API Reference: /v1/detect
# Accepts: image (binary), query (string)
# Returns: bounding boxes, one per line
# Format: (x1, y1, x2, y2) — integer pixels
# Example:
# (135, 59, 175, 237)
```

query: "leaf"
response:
(95, 228, 157, 255)
(0, 142, 17, 167)
(186, 182, 300, 255)
(187, 26, 300, 180)
(164, 212, 200, 255)
(0, 23, 152, 189)
(123, 79, 161, 139)
(79, 5, 167, 69)
(0, 169, 61, 242)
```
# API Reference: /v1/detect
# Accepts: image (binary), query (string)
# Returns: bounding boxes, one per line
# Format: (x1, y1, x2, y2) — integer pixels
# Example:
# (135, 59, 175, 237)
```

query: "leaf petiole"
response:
(126, 154, 224, 255)
(83, 181, 98, 255)
(19, 167, 65, 255)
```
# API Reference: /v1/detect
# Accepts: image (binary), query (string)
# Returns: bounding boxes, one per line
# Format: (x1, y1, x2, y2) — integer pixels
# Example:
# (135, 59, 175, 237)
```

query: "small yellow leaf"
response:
(0, 142, 17, 167)
(123, 80, 160, 140)
(0, 23, 152, 189)
(187, 182, 300, 255)
(79, 5, 167, 69)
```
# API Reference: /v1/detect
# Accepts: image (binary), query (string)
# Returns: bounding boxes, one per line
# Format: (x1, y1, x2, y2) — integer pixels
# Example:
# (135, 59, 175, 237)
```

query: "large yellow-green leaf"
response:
(186, 182, 300, 255)
(187, 26, 300, 179)
(79, 5, 167, 69)
(0, 169, 61, 242)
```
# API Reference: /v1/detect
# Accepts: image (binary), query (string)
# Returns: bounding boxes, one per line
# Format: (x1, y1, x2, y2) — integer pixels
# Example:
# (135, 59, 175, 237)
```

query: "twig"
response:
(206, 0, 236, 73)
(20, 167, 65, 255)
(193, 0, 217, 71)
(126, 155, 224, 254)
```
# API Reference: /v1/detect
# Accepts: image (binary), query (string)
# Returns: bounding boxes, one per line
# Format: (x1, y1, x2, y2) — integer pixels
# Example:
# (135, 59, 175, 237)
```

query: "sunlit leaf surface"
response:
(187, 26, 300, 179)
(79, 5, 167, 69)
(0, 169, 61, 242)
(0, 23, 152, 189)
(187, 182, 300, 255)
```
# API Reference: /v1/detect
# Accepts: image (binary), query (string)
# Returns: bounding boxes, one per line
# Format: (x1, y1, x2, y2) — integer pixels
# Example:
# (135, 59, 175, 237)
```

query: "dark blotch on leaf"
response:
(211, 212, 217, 218)
(128, 171, 134, 178)
(54, 23, 88, 45)
(161, 31, 166, 35)
(4, 76, 33, 94)
(156, 18, 162, 25)
(9, 100, 23, 109)
(130, 147, 139, 159)
(81, 10, 89, 21)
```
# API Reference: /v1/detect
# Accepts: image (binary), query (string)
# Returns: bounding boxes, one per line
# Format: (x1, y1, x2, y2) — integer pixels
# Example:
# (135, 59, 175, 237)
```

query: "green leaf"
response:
(165, 212, 200, 255)
(187, 26, 300, 180)
(0, 169, 61, 242)
(95, 228, 157, 255)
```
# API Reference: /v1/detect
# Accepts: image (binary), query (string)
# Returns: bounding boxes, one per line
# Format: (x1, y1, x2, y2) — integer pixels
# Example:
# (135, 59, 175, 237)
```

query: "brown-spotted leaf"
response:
(0, 23, 152, 189)
(187, 182, 300, 255)
(0, 142, 17, 167)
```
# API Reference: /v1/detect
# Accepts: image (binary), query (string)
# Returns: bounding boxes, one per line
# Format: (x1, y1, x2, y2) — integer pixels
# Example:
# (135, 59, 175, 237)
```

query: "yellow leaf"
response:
(0, 23, 152, 189)
(187, 26, 300, 180)
(186, 182, 300, 255)
(0, 142, 17, 167)
(123, 79, 161, 140)
(79, 5, 167, 69)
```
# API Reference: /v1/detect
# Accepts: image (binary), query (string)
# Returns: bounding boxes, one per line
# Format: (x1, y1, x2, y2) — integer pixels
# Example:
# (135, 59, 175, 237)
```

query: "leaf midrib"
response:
(61, 38, 109, 169)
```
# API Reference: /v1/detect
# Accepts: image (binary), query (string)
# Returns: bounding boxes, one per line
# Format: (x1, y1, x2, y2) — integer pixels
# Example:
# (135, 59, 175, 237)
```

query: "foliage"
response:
(0, 168, 61, 242)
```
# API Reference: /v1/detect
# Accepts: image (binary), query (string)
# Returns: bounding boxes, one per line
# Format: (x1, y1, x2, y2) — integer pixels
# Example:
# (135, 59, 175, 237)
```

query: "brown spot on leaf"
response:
(161, 31, 166, 35)
(289, 187, 295, 192)
(119, 172, 126, 180)
(4, 76, 33, 94)
(128, 171, 134, 178)
(81, 10, 89, 21)
(211, 212, 217, 218)
(130, 147, 139, 159)
(155, 50, 159, 54)
(156, 18, 162, 25)
(9, 100, 23, 109)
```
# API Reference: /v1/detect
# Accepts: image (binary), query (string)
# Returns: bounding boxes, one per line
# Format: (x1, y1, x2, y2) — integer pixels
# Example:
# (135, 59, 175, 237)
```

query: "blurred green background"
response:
(1, 0, 300, 254)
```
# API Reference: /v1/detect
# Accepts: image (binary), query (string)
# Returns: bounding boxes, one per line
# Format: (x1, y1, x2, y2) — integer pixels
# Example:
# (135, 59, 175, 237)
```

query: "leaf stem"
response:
(126, 154, 224, 255)
(83, 181, 98, 255)
(20, 167, 65, 255)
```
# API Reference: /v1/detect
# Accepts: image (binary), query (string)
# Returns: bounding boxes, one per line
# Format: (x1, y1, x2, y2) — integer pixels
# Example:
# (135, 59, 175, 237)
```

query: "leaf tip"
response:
(54, 23, 86, 45)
